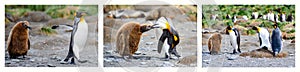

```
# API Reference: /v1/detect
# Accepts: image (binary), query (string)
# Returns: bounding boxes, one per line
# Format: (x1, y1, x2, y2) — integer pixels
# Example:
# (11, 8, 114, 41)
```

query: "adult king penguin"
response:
(252, 26, 271, 50)
(271, 23, 283, 56)
(153, 17, 181, 61)
(225, 25, 241, 54)
(61, 12, 88, 64)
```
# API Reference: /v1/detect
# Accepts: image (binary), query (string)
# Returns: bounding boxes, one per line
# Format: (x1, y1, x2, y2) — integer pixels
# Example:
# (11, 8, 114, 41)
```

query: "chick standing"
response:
(7, 21, 31, 58)
(271, 24, 283, 56)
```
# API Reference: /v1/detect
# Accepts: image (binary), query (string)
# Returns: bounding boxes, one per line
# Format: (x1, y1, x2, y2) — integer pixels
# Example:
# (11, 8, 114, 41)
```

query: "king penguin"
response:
(252, 26, 271, 50)
(225, 25, 241, 54)
(152, 17, 181, 61)
(61, 12, 88, 64)
(7, 21, 31, 58)
(271, 23, 283, 56)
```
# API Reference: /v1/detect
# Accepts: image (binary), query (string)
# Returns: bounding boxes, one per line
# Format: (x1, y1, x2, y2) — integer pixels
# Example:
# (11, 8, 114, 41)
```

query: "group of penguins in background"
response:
(208, 10, 290, 57)
(209, 10, 294, 23)
(115, 17, 181, 61)
(7, 12, 89, 65)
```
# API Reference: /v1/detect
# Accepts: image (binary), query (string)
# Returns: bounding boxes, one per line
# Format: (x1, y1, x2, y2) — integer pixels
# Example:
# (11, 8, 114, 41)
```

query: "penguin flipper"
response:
(28, 39, 30, 50)
(158, 31, 168, 54)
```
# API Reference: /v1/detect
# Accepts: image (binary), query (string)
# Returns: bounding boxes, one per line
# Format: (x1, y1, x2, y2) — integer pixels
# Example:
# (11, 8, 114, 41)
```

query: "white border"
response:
(0, 0, 298, 72)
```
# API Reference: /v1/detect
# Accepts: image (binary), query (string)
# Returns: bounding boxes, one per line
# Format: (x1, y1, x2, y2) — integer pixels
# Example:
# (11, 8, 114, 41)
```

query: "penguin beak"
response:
(27, 26, 32, 30)
(151, 23, 160, 28)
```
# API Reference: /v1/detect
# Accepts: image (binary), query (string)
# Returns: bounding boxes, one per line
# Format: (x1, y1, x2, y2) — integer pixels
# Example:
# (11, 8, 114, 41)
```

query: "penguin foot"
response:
(60, 60, 69, 64)
(60, 58, 70, 64)
(70, 58, 76, 65)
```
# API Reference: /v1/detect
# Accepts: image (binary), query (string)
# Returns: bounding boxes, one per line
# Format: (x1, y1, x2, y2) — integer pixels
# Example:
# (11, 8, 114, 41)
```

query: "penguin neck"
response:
(79, 17, 85, 23)
(257, 27, 261, 32)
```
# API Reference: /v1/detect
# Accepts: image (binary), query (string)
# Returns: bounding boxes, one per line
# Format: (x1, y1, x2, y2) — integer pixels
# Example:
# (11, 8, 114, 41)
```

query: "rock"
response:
(146, 6, 183, 20)
(145, 42, 154, 45)
(140, 62, 147, 65)
(47, 64, 56, 67)
(37, 64, 46, 67)
(192, 29, 197, 32)
(134, 51, 142, 55)
(29, 59, 35, 62)
(162, 62, 174, 67)
(203, 59, 210, 64)
(227, 55, 239, 60)
(104, 58, 112, 62)
(11, 59, 20, 62)
(5, 61, 11, 64)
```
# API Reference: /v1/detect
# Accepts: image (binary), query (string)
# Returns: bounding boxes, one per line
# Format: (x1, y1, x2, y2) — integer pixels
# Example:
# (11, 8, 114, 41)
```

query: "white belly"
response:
(259, 29, 271, 49)
(73, 21, 88, 58)
(229, 32, 238, 49)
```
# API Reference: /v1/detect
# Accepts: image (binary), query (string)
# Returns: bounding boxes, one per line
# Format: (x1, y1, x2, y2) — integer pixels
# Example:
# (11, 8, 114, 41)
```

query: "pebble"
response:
(30, 59, 35, 62)
(105, 50, 113, 54)
(104, 58, 112, 62)
(203, 59, 210, 64)
(47, 64, 56, 67)
(227, 55, 238, 60)
(5, 61, 11, 64)
(146, 42, 154, 45)
(140, 62, 147, 65)
(134, 51, 142, 55)
(192, 29, 197, 32)
(37, 64, 46, 67)
(11, 59, 20, 62)
(162, 62, 174, 67)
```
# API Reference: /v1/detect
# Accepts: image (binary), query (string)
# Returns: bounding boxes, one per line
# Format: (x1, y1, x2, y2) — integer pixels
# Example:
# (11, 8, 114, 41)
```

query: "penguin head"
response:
(140, 23, 155, 33)
(20, 21, 31, 30)
(225, 26, 233, 34)
(273, 23, 279, 29)
(153, 17, 172, 30)
(75, 12, 87, 18)
(252, 26, 260, 32)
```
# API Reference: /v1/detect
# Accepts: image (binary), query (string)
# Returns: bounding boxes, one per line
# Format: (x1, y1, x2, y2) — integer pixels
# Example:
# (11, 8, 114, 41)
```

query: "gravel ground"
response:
(104, 18, 197, 67)
(5, 16, 98, 67)
(202, 34, 295, 67)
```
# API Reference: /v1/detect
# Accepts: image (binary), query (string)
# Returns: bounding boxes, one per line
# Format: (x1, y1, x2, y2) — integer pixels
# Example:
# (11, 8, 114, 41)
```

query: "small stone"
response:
(37, 64, 46, 67)
(140, 62, 147, 65)
(11, 59, 20, 62)
(145, 42, 154, 45)
(192, 29, 197, 32)
(162, 62, 174, 67)
(134, 51, 142, 55)
(5, 61, 11, 64)
(104, 58, 112, 62)
(105, 50, 113, 54)
(47, 64, 56, 67)
(227, 55, 238, 60)
(30, 59, 35, 62)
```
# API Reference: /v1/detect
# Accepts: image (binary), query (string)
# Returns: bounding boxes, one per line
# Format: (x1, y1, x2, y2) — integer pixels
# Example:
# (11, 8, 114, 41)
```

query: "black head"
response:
(75, 12, 87, 18)
(273, 23, 278, 29)
(20, 21, 31, 30)
(140, 24, 155, 33)
(252, 26, 258, 30)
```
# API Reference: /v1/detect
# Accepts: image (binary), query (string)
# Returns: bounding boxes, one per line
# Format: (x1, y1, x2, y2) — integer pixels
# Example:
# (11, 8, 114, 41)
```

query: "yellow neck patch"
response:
(228, 30, 233, 33)
(80, 17, 85, 22)
(174, 35, 178, 41)
(165, 22, 171, 31)
(257, 27, 261, 32)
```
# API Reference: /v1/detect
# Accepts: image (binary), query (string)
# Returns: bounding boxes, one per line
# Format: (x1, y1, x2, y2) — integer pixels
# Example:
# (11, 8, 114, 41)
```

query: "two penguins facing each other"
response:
(115, 17, 181, 61)
(208, 23, 283, 57)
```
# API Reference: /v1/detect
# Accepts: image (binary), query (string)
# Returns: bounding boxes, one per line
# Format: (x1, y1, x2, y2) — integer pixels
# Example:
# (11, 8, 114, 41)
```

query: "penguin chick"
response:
(115, 22, 155, 60)
(152, 17, 181, 61)
(208, 33, 222, 55)
(61, 12, 88, 64)
(252, 26, 271, 50)
(7, 21, 31, 59)
(225, 26, 241, 54)
(271, 24, 283, 56)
